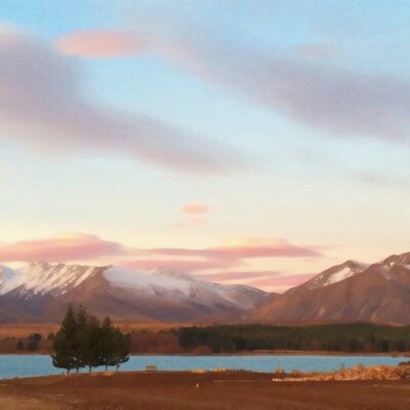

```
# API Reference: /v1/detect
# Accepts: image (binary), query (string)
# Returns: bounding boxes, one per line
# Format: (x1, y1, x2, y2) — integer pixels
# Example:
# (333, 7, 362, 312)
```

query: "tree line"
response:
(52, 305, 130, 375)
(176, 323, 410, 353)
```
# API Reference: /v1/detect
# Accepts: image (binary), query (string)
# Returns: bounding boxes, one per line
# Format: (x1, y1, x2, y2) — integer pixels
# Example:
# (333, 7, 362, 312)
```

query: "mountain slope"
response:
(0, 262, 267, 323)
(244, 252, 410, 325)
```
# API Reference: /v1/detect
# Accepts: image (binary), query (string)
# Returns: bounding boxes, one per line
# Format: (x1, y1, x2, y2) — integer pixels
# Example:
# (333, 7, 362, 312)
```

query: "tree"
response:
(27, 333, 42, 351)
(82, 314, 102, 372)
(51, 306, 130, 374)
(112, 328, 131, 371)
(16, 340, 25, 350)
(99, 316, 117, 370)
(52, 305, 78, 375)
(74, 305, 91, 372)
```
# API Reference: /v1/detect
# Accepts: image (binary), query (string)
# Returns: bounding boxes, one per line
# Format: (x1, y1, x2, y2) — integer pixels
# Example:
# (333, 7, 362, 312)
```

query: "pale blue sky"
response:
(1, 1, 409, 291)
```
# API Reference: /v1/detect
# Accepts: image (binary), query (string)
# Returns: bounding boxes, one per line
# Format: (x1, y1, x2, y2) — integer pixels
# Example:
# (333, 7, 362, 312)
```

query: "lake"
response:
(0, 354, 406, 379)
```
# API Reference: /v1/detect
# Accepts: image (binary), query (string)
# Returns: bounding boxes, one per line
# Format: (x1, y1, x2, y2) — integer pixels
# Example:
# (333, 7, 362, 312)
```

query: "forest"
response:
(6, 322, 410, 356)
(175, 323, 410, 353)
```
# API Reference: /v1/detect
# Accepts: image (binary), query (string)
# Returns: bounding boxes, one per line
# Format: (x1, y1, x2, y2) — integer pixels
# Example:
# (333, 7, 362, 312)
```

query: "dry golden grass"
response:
(0, 321, 187, 338)
(0, 324, 59, 338)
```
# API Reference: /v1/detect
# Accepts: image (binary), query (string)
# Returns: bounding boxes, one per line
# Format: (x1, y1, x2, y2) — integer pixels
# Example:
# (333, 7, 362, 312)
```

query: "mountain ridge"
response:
(243, 251, 410, 325)
(0, 262, 267, 323)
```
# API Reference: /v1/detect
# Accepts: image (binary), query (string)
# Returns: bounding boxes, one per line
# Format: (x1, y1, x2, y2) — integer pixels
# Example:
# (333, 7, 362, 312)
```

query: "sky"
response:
(1, 0, 410, 292)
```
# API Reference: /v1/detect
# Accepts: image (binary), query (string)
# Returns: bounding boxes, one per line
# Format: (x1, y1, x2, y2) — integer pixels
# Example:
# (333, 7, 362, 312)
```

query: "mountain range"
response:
(2, 251, 410, 325)
(0, 262, 266, 323)
(244, 252, 410, 325)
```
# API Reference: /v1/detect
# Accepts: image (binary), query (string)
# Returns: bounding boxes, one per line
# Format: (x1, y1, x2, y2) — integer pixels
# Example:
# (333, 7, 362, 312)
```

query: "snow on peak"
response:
(383, 252, 410, 267)
(307, 260, 367, 290)
(0, 265, 15, 287)
(103, 266, 262, 309)
(0, 262, 101, 296)
(103, 266, 192, 296)
(0, 262, 263, 309)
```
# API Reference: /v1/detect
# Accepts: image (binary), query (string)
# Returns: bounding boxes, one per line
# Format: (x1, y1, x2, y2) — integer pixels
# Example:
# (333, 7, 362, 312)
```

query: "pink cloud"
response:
(181, 203, 209, 214)
(121, 258, 235, 272)
(54, 23, 410, 144)
(0, 30, 242, 174)
(0, 234, 124, 263)
(55, 30, 147, 58)
(0, 233, 323, 286)
(249, 273, 315, 288)
(198, 270, 280, 282)
(150, 242, 321, 259)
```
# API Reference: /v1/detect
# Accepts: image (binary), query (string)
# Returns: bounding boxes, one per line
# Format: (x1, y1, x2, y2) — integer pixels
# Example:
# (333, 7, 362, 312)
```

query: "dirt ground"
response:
(0, 371, 409, 410)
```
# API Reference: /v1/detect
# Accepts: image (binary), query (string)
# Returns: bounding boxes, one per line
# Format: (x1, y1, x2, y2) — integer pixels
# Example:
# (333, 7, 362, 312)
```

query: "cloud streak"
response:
(181, 203, 209, 215)
(59, 24, 410, 143)
(0, 233, 321, 266)
(56, 30, 147, 57)
(122, 258, 235, 272)
(177, 40, 410, 142)
(149, 242, 321, 260)
(0, 233, 323, 291)
(0, 234, 124, 263)
(0, 30, 242, 174)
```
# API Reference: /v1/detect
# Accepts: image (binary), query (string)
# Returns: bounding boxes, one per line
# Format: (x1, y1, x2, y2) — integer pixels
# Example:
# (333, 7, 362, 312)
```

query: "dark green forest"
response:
(176, 323, 410, 353)
(44, 320, 410, 360)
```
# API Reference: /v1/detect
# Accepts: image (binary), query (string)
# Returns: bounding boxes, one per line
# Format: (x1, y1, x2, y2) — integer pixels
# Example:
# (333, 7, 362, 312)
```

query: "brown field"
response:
(0, 371, 409, 410)
(0, 324, 60, 338)
(0, 322, 184, 338)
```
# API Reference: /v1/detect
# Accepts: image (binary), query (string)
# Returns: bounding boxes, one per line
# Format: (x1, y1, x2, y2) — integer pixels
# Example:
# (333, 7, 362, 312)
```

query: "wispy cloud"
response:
(0, 233, 125, 263)
(122, 258, 235, 272)
(198, 270, 281, 282)
(0, 233, 322, 268)
(55, 30, 147, 57)
(0, 29, 242, 174)
(293, 43, 335, 59)
(57, 22, 410, 143)
(177, 41, 410, 143)
(0, 233, 323, 291)
(249, 273, 315, 288)
(356, 172, 410, 188)
(149, 242, 320, 259)
(181, 203, 209, 215)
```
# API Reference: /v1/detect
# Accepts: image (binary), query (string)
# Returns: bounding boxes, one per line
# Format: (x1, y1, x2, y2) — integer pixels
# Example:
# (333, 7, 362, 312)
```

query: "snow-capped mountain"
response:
(244, 252, 410, 325)
(0, 262, 267, 323)
(303, 260, 368, 290)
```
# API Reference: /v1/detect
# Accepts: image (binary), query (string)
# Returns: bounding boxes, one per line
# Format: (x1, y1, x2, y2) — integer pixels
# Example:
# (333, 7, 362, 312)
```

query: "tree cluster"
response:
(177, 323, 410, 354)
(51, 305, 130, 375)
(16, 333, 42, 351)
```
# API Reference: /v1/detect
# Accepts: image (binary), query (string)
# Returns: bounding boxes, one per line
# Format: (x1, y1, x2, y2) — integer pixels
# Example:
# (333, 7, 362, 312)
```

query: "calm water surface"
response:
(0, 355, 405, 379)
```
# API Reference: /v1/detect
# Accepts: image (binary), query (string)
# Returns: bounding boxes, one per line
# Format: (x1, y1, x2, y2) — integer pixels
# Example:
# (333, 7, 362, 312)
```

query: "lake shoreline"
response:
(0, 349, 408, 357)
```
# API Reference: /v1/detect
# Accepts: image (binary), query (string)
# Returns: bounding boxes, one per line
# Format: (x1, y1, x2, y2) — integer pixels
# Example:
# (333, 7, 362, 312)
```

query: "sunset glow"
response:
(1, 1, 409, 293)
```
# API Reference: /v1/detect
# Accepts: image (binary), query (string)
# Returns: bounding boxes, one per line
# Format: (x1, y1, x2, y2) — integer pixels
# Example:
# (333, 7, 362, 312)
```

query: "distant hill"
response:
(243, 252, 410, 325)
(0, 262, 267, 323)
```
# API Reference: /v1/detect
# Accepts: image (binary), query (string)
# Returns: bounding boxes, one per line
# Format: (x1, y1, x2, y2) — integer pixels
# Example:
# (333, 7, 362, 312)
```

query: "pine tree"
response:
(100, 316, 117, 370)
(83, 314, 102, 372)
(52, 304, 78, 375)
(112, 328, 131, 371)
(52, 307, 130, 374)
(73, 305, 87, 372)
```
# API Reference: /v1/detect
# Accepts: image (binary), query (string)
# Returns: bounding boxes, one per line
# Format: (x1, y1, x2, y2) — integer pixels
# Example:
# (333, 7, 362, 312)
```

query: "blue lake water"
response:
(0, 355, 405, 379)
